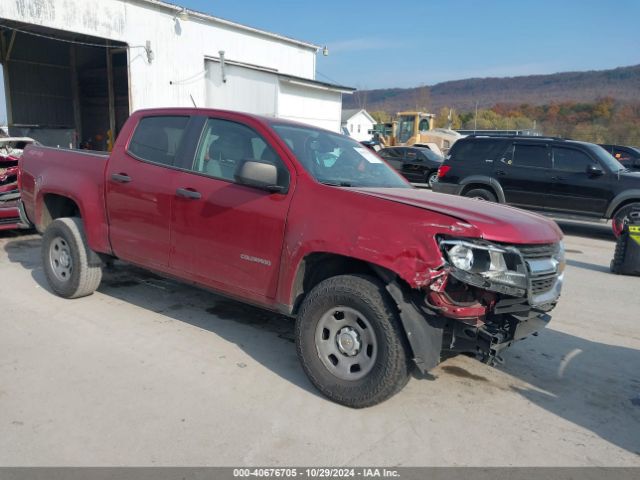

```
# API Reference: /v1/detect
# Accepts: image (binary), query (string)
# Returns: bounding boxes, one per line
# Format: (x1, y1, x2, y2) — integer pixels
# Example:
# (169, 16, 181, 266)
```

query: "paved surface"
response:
(0, 218, 639, 466)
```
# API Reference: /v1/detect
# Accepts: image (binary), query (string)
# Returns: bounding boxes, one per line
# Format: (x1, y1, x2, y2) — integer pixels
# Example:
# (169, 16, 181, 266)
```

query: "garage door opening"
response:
(0, 21, 129, 150)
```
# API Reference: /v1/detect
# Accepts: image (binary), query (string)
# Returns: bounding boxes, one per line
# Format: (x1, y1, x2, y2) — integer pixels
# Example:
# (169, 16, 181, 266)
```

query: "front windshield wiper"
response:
(318, 180, 353, 187)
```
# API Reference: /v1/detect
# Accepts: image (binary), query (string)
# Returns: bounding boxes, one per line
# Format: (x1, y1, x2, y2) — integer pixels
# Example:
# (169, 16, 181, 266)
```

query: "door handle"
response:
(176, 187, 202, 200)
(111, 173, 131, 183)
(495, 170, 507, 176)
(551, 176, 566, 181)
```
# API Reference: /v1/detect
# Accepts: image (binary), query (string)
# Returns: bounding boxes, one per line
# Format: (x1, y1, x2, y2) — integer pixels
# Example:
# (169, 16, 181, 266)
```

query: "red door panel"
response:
(105, 152, 177, 268)
(105, 115, 190, 268)
(170, 173, 291, 300)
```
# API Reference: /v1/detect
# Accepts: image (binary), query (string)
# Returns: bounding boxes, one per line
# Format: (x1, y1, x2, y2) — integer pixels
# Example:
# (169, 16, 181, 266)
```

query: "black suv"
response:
(433, 135, 640, 236)
(378, 146, 443, 187)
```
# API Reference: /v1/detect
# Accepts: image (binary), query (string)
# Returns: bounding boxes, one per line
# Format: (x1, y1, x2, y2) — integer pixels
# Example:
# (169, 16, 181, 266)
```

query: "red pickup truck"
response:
(19, 108, 565, 407)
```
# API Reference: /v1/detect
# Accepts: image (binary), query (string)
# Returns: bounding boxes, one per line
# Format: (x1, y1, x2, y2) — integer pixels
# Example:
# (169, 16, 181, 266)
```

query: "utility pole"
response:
(474, 101, 478, 133)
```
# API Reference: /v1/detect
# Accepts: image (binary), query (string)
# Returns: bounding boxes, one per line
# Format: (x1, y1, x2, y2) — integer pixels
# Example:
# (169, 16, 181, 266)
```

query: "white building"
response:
(341, 109, 376, 142)
(0, 0, 353, 148)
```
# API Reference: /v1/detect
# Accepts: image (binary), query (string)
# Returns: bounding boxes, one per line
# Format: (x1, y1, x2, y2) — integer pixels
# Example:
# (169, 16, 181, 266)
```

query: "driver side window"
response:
(553, 147, 597, 173)
(193, 118, 288, 185)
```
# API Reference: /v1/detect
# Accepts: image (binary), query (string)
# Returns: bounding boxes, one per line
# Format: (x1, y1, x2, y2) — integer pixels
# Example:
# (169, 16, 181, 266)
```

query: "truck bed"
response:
(20, 146, 111, 250)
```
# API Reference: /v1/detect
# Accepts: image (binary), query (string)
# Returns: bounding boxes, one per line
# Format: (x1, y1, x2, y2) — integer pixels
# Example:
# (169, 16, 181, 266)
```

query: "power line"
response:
(316, 70, 341, 85)
(0, 24, 148, 52)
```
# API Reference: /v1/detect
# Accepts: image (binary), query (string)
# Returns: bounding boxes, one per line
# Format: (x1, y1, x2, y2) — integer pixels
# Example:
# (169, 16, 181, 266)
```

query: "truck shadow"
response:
(555, 220, 616, 241)
(565, 258, 612, 273)
(4, 236, 640, 454)
(3, 235, 321, 399)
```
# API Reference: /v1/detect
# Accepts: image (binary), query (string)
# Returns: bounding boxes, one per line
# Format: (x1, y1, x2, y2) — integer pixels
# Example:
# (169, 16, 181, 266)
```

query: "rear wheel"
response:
(295, 274, 410, 408)
(41, 217, 103, 298)
(463, 188, 497, 202)
(427, 171, 438, 189)
(612, 202, 640, 237)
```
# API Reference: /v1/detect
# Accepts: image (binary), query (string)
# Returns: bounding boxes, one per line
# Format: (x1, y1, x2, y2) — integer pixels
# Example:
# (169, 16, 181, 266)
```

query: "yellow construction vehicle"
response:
(372, 111, 462, 155)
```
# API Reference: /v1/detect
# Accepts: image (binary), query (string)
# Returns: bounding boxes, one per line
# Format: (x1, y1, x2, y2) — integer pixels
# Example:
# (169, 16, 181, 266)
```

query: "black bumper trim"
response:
(17, 199, 33, 229)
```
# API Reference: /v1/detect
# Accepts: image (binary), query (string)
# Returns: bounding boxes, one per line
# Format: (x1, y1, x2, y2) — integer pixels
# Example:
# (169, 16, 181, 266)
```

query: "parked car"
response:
(433, 135, 640, 236)
(359, 140, 382, 152)
(378, 146, 444, 187)
(19, 109, 564, 407)
(0, 136, 36, 231)
(599, 144, 640, 172)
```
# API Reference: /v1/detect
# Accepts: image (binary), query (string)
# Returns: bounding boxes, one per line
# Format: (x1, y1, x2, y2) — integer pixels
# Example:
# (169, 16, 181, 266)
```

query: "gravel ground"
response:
(0, 219, 638, 466)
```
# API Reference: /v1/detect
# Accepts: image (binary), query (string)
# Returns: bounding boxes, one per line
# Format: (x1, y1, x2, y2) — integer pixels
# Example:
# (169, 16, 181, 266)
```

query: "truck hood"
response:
(353, 188, 563, 244)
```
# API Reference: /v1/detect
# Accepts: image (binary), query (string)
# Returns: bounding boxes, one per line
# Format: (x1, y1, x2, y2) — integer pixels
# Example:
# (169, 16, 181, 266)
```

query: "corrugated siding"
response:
(6, 31, 74, 127)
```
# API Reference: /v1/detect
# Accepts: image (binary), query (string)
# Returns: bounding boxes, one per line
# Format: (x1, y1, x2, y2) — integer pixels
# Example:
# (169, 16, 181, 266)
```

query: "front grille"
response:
(531, 273, 557, 295)
(515, 243, 561, 301)
(517, 243, 559, 259)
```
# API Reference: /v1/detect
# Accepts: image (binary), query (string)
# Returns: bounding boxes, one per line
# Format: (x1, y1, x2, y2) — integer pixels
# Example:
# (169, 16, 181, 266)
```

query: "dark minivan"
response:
(433, 135, 640, 236)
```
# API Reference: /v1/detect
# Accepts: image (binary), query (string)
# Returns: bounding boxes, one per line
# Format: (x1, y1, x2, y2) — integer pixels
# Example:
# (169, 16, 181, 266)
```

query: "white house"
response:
(0, 0, 353, 148)
(341, 109, 376, 142)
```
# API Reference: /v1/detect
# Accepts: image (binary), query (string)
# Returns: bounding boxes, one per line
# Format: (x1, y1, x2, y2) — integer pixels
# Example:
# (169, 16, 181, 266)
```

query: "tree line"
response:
(370, 97, 640, 146)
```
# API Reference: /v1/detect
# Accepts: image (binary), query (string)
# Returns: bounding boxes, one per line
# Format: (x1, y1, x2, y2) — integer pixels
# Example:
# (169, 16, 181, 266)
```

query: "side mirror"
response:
(235, 161, 285, 193)
(586, 164, 604, 176)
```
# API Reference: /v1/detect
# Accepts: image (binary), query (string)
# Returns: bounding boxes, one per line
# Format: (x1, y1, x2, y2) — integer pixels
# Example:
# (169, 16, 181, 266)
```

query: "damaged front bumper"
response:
(387, 240, 564, 372)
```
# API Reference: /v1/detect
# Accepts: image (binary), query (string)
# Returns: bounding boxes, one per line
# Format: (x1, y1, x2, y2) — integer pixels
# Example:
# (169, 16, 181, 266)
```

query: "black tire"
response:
(463, 188, 497, 202)
(427, 171, 438, 189)
(295, 274, 411, 408)
(610, 234, 627, 274)
(611, 202, 640, 237)
(41, 217, 103, 298)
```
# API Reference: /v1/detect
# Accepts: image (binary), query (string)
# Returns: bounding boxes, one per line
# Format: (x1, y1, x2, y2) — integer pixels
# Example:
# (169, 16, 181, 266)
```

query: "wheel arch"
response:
(605, 191, 640, 218)
(35, 188, 112, 255)
(459, 176, 505, 203)
(40, 193, 82, 231)
(289, 252, 398, 316)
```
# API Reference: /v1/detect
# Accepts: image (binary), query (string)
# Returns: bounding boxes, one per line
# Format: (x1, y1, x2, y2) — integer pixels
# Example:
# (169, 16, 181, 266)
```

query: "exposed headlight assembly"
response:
(440, 239, 527, 295)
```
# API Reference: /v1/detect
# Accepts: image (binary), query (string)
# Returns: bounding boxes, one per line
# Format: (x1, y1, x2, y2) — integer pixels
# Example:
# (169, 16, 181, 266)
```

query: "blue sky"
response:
(182, 0, 640, 89)
(1, 0, 639, 124)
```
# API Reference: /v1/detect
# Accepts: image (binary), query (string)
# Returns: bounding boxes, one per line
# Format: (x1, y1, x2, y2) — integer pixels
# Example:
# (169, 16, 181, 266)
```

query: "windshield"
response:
(270, 123, 410, 188)
(588, 143, 627, 171)
(396, 115, 416, 144)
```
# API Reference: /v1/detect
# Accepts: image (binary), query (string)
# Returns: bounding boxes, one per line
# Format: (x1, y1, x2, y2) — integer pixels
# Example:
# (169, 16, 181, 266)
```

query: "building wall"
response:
(0, 0, 318, 112)
(205, 60, 342, 132)
(343, 111, 375, 141)
(278, 81, 342, 132)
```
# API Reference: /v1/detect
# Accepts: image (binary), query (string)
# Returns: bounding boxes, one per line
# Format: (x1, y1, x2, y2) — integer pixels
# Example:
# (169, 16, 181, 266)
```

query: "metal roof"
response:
(136, 0, 322, 51)
(341, 108, 375, 122)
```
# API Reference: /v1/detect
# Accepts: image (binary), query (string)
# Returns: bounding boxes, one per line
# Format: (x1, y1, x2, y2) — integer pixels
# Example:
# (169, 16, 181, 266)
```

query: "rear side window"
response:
(406, 149, 419, 160)
(450, 139, 505, 162)
(379, 148, 402, 159)
(512, 144, 550, 169)
(128, 116, 189, 166)
(553, 147, 596, 172)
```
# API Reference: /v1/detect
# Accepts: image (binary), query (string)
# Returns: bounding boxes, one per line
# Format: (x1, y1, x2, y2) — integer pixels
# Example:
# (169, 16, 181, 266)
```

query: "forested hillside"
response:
(344, 65, 640, 145)
(344, 65, 640, 112)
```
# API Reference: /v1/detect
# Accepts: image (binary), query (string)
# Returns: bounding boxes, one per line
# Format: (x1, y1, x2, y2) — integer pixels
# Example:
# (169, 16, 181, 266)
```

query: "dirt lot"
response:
(0, 219, 639, 466)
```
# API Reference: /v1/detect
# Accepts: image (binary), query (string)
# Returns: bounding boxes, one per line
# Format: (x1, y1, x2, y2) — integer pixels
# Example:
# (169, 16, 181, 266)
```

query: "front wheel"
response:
(41, 217, 103, 298)
(295, 274, 410, 408)
(612, 202, 640, 237)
